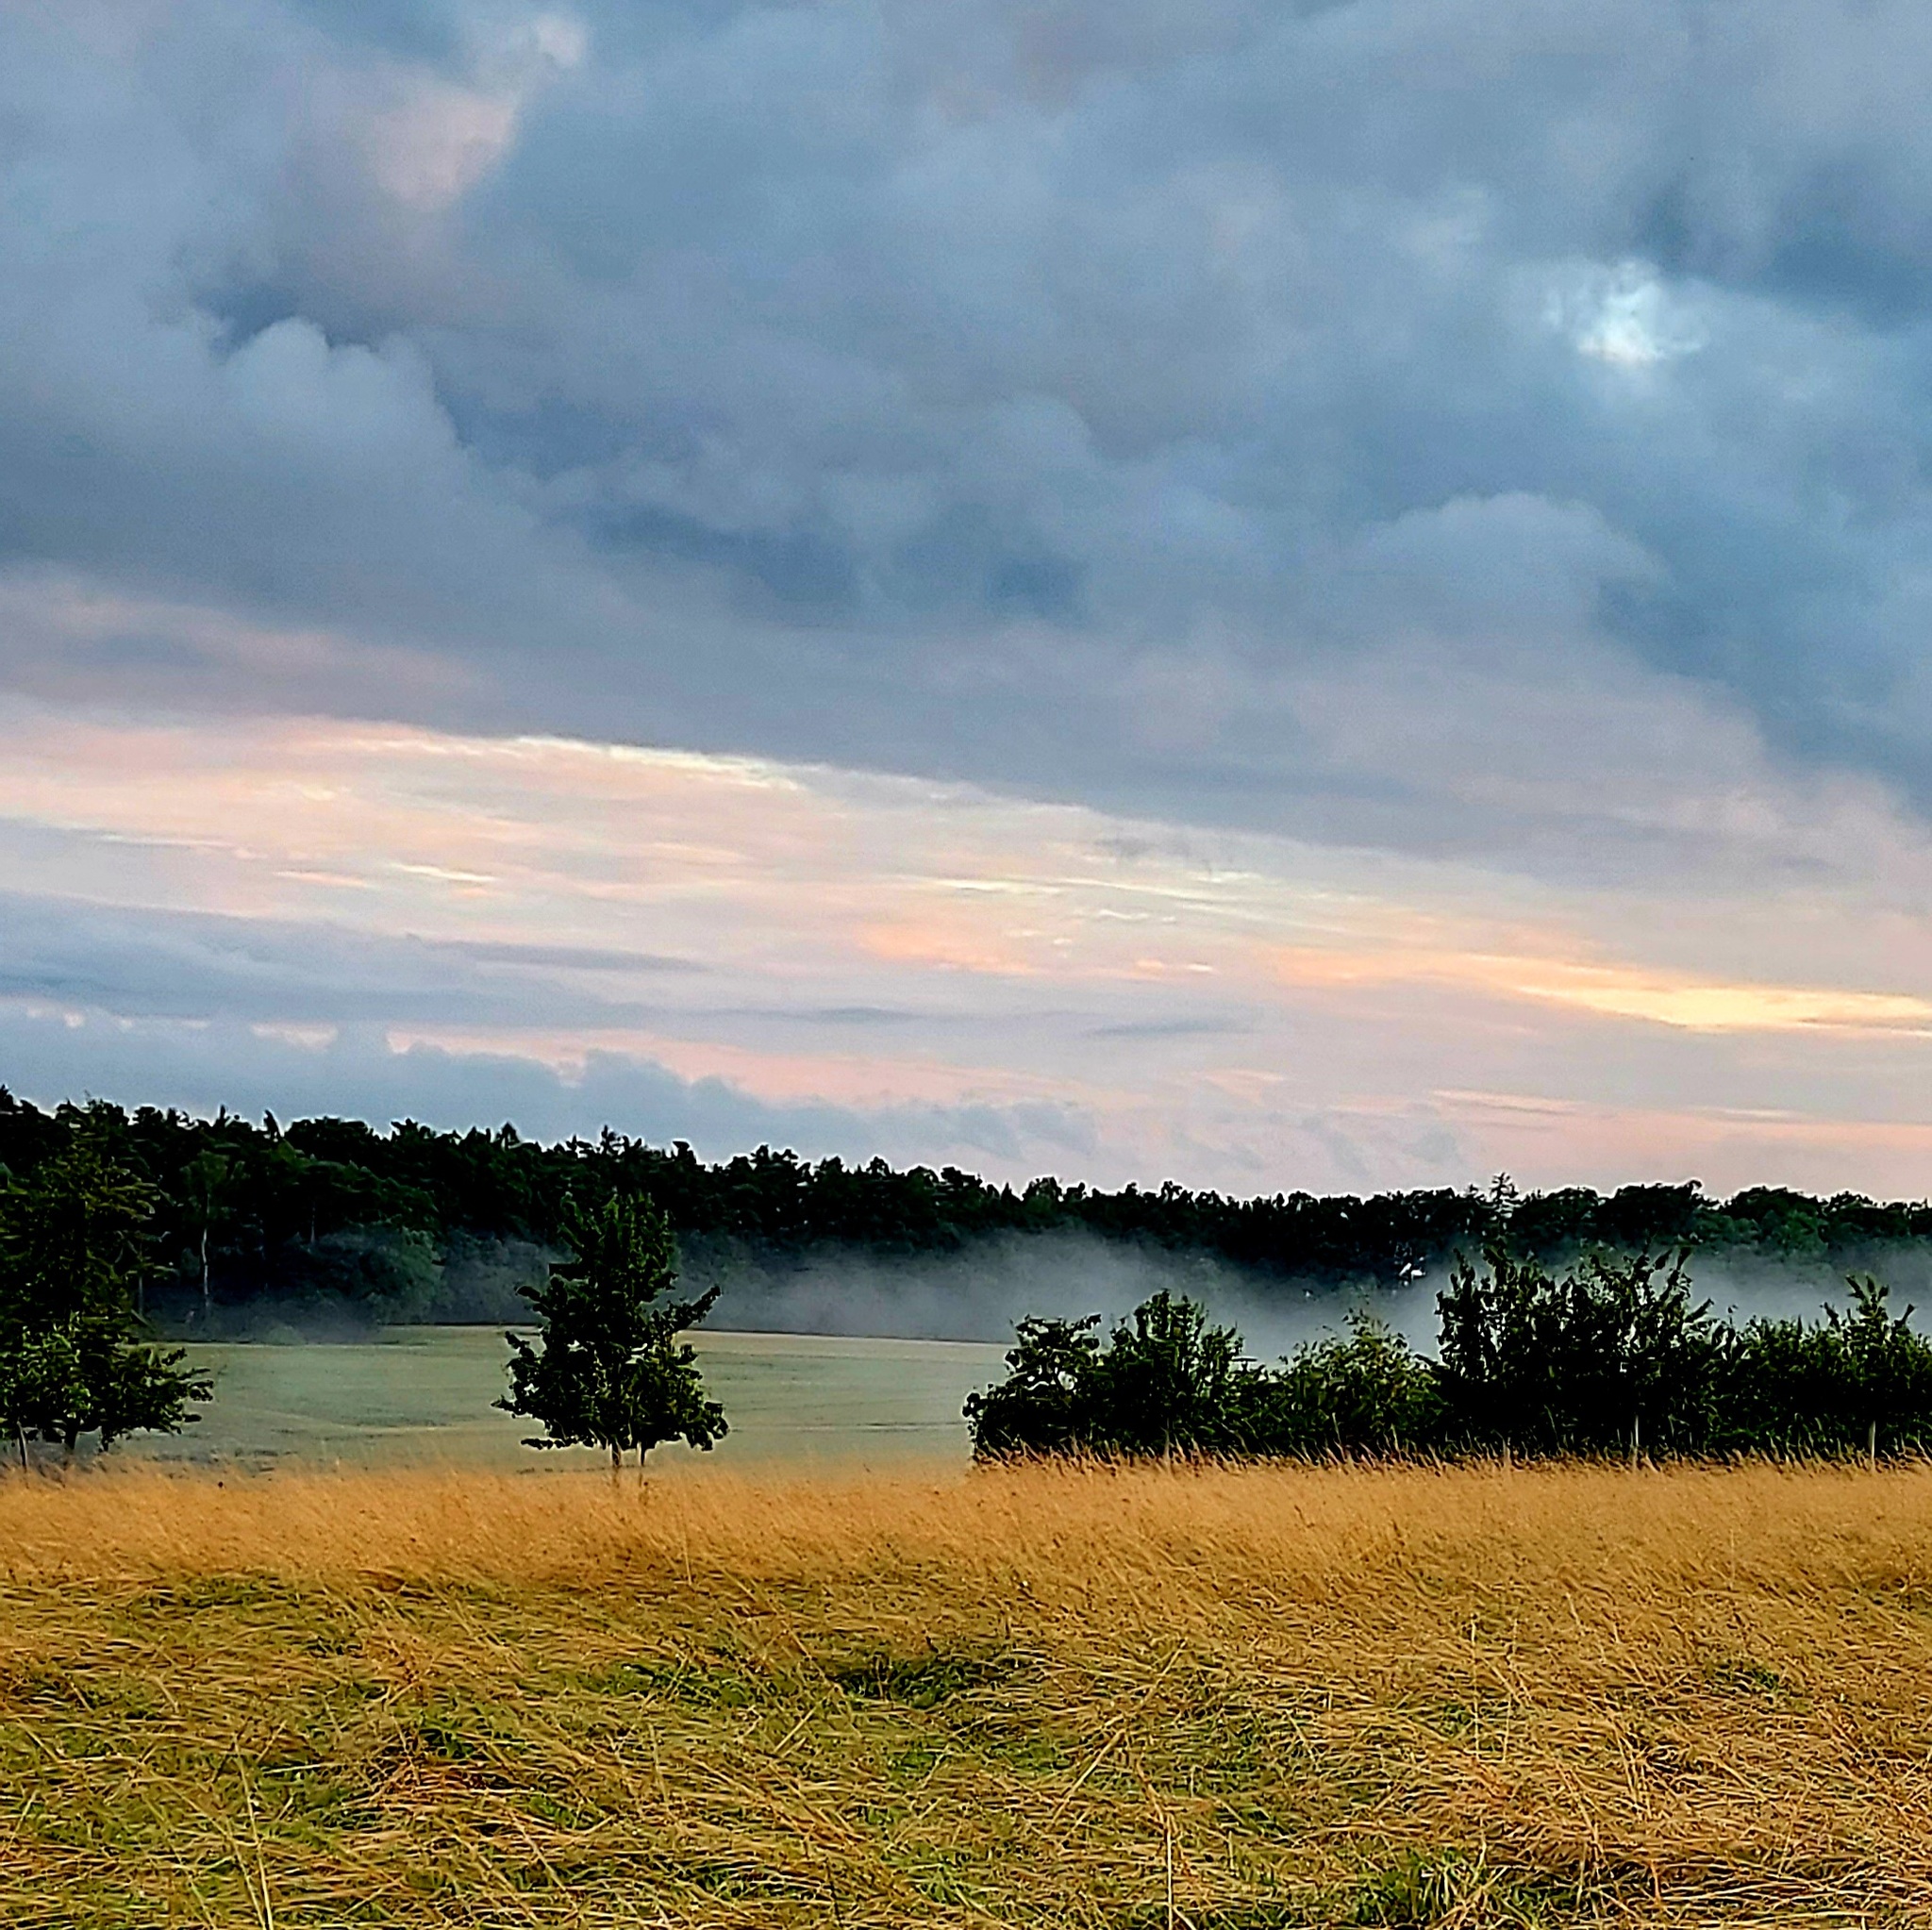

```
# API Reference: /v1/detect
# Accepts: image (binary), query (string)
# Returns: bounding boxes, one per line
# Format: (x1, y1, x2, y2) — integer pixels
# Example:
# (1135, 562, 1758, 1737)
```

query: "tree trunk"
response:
(201, 1223, 211, 1323)
(1869, 1418, 1878, 1471)
(1629, 1412, 1641, 1471)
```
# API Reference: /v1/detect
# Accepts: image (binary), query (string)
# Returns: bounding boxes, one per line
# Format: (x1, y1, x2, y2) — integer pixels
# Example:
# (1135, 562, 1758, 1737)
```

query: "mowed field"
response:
(4, 1463, 1932, 1928)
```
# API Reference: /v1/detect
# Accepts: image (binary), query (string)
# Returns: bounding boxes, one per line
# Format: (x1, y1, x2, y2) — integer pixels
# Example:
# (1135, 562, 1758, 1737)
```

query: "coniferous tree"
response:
(500, 1193, 726, 1468)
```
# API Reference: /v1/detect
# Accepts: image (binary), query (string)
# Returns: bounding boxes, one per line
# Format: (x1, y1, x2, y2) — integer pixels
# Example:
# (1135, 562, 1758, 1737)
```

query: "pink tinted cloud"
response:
(8, 695, 1932, 1191)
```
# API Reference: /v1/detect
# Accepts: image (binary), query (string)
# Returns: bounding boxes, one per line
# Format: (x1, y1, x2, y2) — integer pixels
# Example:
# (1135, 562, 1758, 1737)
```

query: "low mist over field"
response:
(692, 1228, 1289, 1348)
(691, 1230, 1932, 1357)
(13, 1082, 1932, 1355)
(11, 8, 1932, 1920)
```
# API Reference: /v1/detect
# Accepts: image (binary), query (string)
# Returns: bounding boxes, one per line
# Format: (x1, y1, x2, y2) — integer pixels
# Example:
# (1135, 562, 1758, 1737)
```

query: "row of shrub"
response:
(964, 1252, 1932, 1460)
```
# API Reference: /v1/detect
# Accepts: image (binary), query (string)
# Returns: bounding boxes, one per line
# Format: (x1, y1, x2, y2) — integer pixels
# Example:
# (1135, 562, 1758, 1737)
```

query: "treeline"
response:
(0, 1109, 724, 1466)
(6, 1088, 1932, 1329)
(965, 1257, 1932, 1462)
(7, 1094, 1931, 1468)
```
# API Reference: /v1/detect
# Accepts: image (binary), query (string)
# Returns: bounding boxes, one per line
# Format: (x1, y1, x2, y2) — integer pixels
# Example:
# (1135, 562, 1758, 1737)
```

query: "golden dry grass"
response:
(3, 1459, 1931, 1926)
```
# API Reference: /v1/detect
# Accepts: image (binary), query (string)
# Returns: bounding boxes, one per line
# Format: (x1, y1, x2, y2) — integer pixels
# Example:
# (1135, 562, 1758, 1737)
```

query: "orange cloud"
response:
(1266, 941, 1932, 1037)
(11, 694, 1932, 1198)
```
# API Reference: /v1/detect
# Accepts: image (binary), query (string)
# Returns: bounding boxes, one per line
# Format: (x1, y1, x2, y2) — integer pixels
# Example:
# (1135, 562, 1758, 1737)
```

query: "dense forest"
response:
(4, 1088, 1932, 1332)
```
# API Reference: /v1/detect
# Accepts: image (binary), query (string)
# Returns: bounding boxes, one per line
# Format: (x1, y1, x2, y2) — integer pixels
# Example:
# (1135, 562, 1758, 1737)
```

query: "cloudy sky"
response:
(8, 0, 1932, 1195)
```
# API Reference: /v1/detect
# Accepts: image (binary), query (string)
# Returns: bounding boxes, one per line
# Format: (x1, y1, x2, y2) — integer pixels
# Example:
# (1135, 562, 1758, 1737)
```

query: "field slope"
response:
(2, 1462, 1930, 1927)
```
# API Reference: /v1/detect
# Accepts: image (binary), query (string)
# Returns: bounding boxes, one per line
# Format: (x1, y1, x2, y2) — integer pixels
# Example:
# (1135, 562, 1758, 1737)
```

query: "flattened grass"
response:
(2, 1460, 1931, 1925)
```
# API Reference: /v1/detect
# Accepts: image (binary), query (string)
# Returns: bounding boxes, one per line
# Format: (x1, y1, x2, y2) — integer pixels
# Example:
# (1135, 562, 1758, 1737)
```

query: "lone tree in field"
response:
(500, 1193, 726, 1468)
(0, 1128, 209, 1466)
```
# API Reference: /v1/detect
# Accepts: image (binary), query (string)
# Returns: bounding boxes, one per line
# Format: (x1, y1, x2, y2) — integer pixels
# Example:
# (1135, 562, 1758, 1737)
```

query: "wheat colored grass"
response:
(2, 1459, 1930, 1926)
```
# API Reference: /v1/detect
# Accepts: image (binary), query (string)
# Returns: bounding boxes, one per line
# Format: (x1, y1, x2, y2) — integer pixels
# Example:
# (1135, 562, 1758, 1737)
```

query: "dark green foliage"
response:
(500, 1193, 725, 1467)
(1435, 1246, 1723, 1456)
(964, 1292, 1266, 1456)
(0, 1121, 208, 1457)
(965, 1296, 1439, 1460)
(0, 1326, 91, 1455)
(11, 1084, 1932, 1345)
(969, 1261, 1932, 1463)
(272, 1226, 442, 1322)
(1258, 1313, 1443, 1456)
(960, 1314, 1105, 1456)
(1716, 1274, 1932, 1456)
(1085, 1291, 1263, 1455)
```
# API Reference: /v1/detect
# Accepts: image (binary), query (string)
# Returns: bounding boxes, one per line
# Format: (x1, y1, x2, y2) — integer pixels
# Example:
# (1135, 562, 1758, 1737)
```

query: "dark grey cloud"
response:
(1087, 1016, 1255, 1040)
(5, 0, 1932, 850)
(0, 888, 1104, 1171)
(430, 938, 705, 973)
(0, 891, 701, 1028)
(0, 1000, 1095, 1174)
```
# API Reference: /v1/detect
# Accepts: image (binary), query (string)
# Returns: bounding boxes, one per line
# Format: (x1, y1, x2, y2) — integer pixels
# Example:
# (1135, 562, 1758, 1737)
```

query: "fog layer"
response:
(691, 1231, 1932, 1358)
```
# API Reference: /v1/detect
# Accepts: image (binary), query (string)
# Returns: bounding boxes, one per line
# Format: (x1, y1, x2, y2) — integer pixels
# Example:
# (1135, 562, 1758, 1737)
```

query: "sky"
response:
(8, 0, 1932, 1196)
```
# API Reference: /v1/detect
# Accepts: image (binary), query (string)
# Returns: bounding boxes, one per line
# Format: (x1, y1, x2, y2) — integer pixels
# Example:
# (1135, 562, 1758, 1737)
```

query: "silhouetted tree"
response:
(965, 1290, 1262, 1458)
(1257, 1311, 1442, 1456)
(1435, 1244, 1722, 1457)
(1083, 1290, 1259, 1456)
(969, 1261, 1932, 1463)
(500, 1193, 725, 1468)
(0, 1126, 208, 1462)
(962, 1313, 1105, 1456)
(1719, 1273, 1932, 1458)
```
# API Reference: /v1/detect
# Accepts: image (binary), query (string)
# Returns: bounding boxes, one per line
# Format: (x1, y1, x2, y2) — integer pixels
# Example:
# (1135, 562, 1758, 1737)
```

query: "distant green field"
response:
(122, 1328, 1008, 1471)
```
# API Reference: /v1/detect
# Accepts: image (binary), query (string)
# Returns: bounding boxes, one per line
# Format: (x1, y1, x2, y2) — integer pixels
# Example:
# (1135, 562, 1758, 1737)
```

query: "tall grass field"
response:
(4, 1460, 1931, 1926)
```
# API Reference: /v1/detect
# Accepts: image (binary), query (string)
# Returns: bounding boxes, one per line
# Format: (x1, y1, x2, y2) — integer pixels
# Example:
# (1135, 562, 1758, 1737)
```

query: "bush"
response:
(1717, 1274, 1932, 1457)
(1257, 1313, 1442, 1457)
(1435, 1246, 1724, 1456)
(969, 1261, 1932, 1463)
(964, 1291, 1262, 1457)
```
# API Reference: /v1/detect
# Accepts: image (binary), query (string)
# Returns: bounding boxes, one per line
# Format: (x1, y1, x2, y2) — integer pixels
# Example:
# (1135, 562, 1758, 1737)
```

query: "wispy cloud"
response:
(9, 1, 1932, 1192)
(1267, 943, 1932, 1037)
(7, 694, 1932, 1192)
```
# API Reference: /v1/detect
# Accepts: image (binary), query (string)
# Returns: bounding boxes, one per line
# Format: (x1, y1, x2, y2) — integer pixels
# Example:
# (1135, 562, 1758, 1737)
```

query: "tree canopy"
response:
(500, 1194, 726, 1468)
(8, 1088, 1932, 1335)
(0, 1125, 208, 1460)
(966, 1254, 1932, 1463)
